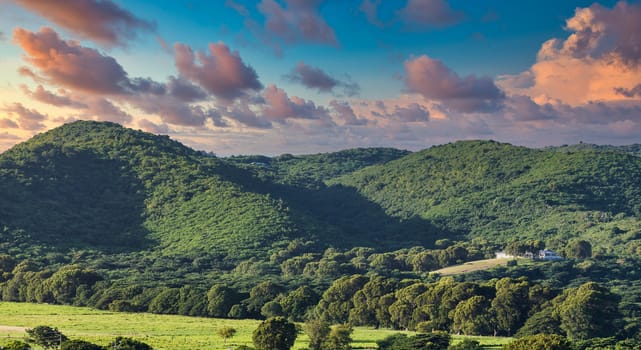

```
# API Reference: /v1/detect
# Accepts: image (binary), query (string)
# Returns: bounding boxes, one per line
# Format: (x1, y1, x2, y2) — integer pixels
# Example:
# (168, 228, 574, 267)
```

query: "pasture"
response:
(0, 302, 511, 349)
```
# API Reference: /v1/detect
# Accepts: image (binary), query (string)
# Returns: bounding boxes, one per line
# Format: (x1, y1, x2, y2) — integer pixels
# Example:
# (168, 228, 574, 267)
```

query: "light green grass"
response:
(432, 258, 530, 276)
(0, 302, 511, 349)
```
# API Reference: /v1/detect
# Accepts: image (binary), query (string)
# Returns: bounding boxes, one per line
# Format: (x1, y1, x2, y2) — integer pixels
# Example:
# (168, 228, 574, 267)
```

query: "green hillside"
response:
(2, 122, 641, 285)
(332, 140, 641, 256)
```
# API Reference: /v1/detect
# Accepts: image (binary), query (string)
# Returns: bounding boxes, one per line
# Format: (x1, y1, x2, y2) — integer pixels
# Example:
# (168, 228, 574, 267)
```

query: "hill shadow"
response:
(0, 145, 151, 253)
(214, 162, 458, 250)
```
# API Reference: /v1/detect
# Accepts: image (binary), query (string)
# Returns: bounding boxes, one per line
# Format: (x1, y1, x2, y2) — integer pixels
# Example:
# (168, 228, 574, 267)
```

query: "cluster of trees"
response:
(314, 275, 628, 342)
(0, 326, 152, 350)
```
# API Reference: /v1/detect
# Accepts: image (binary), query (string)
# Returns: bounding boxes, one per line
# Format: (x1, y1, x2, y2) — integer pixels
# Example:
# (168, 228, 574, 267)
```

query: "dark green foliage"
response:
(565, 240, 592, 259)
(502, 334, 572, 350)
(303, 319, 331, 350)
(60, 339, 104, 350)
(109, 337, 153, 350)
(207, 284, 240, 318)
(448, 339, 482, 350)
(558, 282, 622, 341)
(377, 332, 451, 350)
(26, 326, 68, 349)
(322, 324, 353, 350)
(252, 317, 297, 350)
(1, 341, 31, 350)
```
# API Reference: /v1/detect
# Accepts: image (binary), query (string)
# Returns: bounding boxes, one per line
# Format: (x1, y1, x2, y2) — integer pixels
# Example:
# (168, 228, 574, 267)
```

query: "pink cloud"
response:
(500, 1, 641, 106)
(0, 118, 19, 128)
(3, 103, 48, 130)
(262, 84, 329, 122)
(329, 100, 368, 126)
(404, 55, 505, 113)
(81, 98, 132, 124)
(13, 27, 132, 94)
(258, 0, 338, 46)
(285, 62, 360, 96)
(398, 0, 464, 28)
(12, 0, 154, 47)
(174, 42, 262, 101)
(137, 119, 170, 134)
(21, 85, 87, 108)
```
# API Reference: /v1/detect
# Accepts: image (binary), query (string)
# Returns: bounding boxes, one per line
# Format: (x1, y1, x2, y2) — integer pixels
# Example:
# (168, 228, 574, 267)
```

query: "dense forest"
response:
(1, 121, 641, 348)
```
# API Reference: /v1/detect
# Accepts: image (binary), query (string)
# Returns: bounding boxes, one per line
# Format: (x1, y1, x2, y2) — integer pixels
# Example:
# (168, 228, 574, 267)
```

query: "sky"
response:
(0, 0, 640, 155)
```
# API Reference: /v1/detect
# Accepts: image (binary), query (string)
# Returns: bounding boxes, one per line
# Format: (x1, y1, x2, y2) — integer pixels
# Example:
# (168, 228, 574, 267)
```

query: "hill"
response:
(1, 122, 641, 287)
(332, 140, 641, 255)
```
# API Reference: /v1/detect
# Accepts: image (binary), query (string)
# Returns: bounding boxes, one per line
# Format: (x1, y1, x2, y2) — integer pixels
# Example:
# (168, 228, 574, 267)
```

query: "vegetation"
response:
(1, 122, 641, 346)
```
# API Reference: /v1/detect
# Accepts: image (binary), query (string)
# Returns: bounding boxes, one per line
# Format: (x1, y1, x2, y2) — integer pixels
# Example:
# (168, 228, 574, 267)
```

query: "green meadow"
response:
(0, 302, 511, 349)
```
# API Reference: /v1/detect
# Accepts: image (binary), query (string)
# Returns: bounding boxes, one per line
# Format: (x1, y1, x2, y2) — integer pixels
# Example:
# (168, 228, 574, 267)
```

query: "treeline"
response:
(2, 259, 638, 345)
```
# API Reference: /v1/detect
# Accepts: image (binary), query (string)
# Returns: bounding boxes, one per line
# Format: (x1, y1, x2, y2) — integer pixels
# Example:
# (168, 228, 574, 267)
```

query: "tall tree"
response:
(559, 282, 622, 341)
(252, 317, 297, 350)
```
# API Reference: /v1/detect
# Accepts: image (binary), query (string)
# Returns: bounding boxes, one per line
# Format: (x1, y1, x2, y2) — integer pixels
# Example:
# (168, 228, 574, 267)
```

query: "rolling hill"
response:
(1, 121, 641, 284)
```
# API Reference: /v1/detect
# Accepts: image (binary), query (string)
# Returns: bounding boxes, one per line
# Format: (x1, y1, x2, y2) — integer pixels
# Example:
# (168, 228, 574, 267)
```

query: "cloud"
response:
(13, 27, 133, 94)
(503, 95, 557, 121)
(21, 85, 87, 108)
(224, 103, 272, 129)
(3, 102, 48, 130)
(392, 103, 430, 122)
(137, 119, 170, 134)
(225, 0, 250, 17)
(615, 84, 641, 98)
(499, 1, 641, 106)
(174, 42, 262, 101)
(360, 0, 383, 27)
(166, 76, 208, 102)
(329, 100, 368, 126)
(0, 31, 4, 42)
(257, 0, 338, 46)
(81, 98, 132, 124)
(262, 84, 329, 122)
(285, 62, 360, 96)
(398, 0, 464, 28)
(404, 55, 505, 113)
(0, 118, 19, 128)
(12, 0, 154, 47)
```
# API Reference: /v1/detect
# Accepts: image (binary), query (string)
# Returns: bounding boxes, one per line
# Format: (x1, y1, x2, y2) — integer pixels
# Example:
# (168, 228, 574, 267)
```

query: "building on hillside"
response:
(538, 249, 563, 260)
(495, 251, 514, 259)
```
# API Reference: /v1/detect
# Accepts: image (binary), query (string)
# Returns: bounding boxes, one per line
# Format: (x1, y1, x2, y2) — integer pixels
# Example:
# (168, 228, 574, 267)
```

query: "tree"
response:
(502, 334, 572, 350)
(491, 278, 530, 336)
(303, 319, 331, 350)
(26, 325, 68, 349)
(206, 284, 240, 318)
(565, 240, 592, 259)
(450, 296, 492, 335)
(322, 324, 353, 350)
(252, 317, 297, 350)
(280, 285, 319, 321)
(448, 339, 482, 350)
(217, 326, 237, 345)
(60, 339, 103, 350)
(109, 337, 153, 350)
(261, 301, 284, 318)
(377, 332, 451, 350)
(2, 341, 30, 350)
(559, 282, 622, 341)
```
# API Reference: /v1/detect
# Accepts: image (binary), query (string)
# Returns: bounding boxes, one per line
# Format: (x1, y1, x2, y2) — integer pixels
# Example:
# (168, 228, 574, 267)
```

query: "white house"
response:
(538, 249, 563, 260)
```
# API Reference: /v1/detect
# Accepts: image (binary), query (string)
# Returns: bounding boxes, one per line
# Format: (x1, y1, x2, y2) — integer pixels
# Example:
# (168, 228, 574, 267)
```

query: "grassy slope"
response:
(332, 140, 641, 255)
(0, 302, 511, 350)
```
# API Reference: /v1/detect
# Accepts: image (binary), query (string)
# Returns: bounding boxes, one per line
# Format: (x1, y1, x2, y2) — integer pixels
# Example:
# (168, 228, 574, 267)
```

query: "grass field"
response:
(0, 302, 512, 349)
(431, 258, 526, 276)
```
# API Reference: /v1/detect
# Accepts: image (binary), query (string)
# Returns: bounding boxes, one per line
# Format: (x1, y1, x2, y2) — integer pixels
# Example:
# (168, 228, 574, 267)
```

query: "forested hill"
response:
(1, 121, 641, 280)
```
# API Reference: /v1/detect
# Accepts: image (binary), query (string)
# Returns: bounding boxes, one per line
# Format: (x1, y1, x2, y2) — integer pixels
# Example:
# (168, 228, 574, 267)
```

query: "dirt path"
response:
(0, 325, 27, 332)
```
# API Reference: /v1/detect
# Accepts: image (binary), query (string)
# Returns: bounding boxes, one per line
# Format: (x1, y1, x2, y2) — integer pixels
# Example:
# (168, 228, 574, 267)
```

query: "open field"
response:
(431, 258, 526, 276)
(0, 302, 511, 349)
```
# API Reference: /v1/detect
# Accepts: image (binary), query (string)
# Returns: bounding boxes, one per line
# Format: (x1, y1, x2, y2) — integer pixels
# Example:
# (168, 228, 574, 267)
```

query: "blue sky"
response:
(0, 0, 640, 155)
